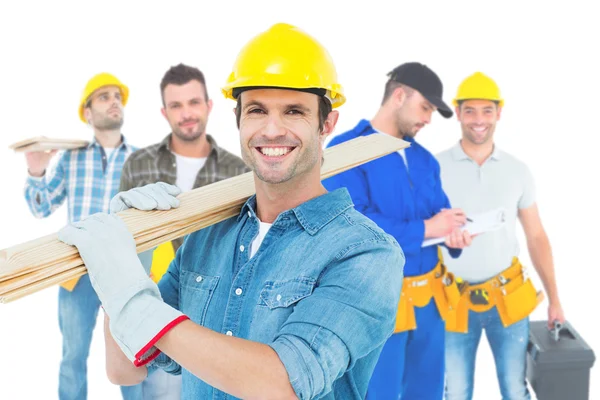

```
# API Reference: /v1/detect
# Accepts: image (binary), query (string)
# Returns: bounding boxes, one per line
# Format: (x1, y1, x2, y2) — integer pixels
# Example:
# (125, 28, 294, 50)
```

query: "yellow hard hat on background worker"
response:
(221, 22, 345, 108)
(453, 72, 503, 107)
(78, 72, 129, 123)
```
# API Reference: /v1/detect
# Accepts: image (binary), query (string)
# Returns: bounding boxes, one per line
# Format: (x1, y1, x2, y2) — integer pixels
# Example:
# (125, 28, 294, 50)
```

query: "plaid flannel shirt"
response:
(24, 135, 137, 223)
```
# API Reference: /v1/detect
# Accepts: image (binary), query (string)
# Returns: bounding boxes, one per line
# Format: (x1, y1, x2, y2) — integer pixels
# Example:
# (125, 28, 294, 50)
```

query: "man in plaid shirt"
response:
(118, 63, 249, 399)
(23, 73, 143, 400)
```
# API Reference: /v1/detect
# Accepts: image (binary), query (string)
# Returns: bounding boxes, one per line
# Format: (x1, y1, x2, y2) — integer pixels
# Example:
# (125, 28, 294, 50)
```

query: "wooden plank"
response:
(0, 134, 410, 302)
(0, 267, 87, 304)
(9, 136, 89, 152)
(0, 203, 243, 296)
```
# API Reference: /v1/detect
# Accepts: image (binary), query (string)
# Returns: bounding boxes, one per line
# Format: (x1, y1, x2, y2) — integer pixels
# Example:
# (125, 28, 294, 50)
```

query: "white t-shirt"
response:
(397, 148, 408, 170)
(174, 153, 207, 192)
(103, 147, 116, 160)
(250, 220, 273, 259)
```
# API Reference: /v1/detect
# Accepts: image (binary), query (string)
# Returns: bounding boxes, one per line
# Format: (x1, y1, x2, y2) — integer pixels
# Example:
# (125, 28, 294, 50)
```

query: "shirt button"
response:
(247, 211, 251, 217)
(276, 294, 282, 301)
(195, 276, 203, 283)
(172, 163, 176, 167)
(235, 288, 243, 296)
(226, 331, 233, 336)
(240, 245, 245, 252)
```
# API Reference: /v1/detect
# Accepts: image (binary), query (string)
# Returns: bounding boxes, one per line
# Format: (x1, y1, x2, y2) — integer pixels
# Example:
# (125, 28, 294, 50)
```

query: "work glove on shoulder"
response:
(110, 182, 182, 213)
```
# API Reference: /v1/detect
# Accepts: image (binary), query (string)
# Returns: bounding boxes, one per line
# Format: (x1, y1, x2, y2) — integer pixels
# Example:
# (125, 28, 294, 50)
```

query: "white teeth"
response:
(473, 127, 486, 133)
(260, 147, 290, 156)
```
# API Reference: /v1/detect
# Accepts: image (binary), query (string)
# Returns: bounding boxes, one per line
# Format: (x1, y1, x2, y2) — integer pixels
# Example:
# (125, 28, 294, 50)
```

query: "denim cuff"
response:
(270, 335, 325, 400)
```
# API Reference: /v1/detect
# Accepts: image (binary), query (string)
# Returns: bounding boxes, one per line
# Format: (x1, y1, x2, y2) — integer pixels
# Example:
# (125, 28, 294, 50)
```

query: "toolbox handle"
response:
(549, 320, 563, 342)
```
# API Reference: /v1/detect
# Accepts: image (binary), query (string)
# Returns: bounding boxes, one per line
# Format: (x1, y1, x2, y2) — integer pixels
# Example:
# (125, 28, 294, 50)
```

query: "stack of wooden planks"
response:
(0, 133, 409, 304)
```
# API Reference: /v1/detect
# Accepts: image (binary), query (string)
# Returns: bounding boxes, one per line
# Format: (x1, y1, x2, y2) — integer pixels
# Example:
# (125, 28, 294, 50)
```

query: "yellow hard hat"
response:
(79, 72, 129, 123)
(222, 23, 345, 108)
(453, 72, 503, 107)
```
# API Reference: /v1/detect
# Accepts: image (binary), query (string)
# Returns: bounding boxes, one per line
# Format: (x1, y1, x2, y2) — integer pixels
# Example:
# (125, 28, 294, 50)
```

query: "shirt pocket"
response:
(249, 277, 316, 343)
(259, 277, 316, 308)
(179, 270, 219, 326)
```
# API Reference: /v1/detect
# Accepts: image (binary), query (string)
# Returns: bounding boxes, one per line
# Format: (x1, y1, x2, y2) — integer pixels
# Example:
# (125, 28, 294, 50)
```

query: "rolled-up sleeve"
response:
(270, 236, 405, 399)
(24, 152, 67, 218)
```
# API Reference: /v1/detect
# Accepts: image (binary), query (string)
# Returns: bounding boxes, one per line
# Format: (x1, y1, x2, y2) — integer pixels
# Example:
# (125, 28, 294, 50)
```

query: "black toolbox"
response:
(527, 320, 595, 400)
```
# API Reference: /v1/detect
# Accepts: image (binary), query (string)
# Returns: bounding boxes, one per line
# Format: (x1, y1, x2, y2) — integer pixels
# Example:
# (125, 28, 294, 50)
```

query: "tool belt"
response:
(394, 248, 461, 333)
(445, 257, 545, 333)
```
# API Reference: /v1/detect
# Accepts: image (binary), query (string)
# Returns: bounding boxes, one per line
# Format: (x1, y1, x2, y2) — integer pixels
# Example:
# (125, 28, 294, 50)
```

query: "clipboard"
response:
(422, 207, 507, 247)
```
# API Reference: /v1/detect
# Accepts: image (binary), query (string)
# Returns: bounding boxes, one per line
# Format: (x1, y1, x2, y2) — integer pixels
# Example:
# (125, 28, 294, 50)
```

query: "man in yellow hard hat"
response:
(436, 72, 565, 399)
(57, 23, 405, 399)
(322, 62, 473, 399)
(118, 63, 249, 399)
(23, 72, 142, 399)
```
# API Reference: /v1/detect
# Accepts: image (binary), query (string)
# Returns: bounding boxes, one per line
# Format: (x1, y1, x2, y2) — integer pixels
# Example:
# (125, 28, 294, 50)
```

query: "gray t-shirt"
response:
(436, 141, 536, 282)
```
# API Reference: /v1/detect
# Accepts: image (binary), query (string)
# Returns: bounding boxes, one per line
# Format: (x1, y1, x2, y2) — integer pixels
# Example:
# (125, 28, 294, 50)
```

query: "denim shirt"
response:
(150, 188, 405, 399)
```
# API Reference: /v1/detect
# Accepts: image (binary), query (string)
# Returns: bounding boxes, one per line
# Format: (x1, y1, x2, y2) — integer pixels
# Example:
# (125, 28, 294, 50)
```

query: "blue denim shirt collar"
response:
(238, 188, 354, 235)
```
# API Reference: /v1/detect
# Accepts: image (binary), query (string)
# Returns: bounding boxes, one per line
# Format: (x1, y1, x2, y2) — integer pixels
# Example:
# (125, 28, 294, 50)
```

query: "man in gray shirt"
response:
(436, 72, 565, 400)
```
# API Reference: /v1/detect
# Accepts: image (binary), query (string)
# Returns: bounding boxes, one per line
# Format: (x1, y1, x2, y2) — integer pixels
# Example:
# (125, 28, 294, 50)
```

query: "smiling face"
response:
(456, 99, 502, 145)
(237, 88, 336, 186)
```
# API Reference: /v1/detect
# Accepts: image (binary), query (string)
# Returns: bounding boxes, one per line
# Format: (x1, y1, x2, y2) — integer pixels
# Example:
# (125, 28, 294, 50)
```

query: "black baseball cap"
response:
(387, 62, 453, 118)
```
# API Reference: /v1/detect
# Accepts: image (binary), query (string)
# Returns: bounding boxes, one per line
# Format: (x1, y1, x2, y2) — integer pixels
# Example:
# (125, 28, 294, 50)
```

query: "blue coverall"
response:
(323, 119, 461, 399)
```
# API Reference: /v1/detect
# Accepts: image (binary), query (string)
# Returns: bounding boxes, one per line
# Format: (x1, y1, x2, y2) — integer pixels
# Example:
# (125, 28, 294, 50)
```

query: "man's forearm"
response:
(156, 320, 297, 400)
(527, 233, 560, 304)
(104, 314, 148, 385)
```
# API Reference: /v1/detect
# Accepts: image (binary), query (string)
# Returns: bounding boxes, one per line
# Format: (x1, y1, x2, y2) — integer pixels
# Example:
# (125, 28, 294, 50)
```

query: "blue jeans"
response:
(58, 274, 143, 400)
(444, 307, 531, 400)
(367, 299, 445, 400)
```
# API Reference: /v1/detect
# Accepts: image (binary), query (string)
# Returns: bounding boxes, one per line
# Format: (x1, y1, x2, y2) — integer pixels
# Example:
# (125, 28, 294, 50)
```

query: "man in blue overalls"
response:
(323, 62, 473, 399)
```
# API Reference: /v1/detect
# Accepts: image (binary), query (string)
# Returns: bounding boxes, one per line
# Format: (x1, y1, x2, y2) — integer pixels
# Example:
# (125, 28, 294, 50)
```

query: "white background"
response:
(0, 1, 598, 399)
